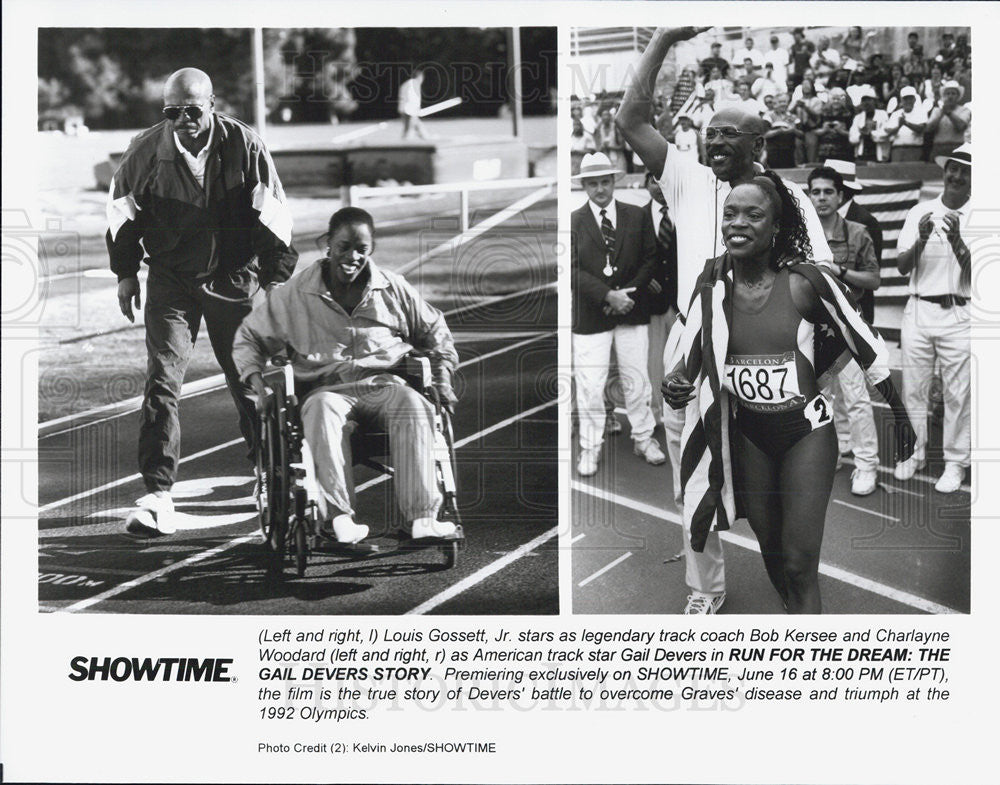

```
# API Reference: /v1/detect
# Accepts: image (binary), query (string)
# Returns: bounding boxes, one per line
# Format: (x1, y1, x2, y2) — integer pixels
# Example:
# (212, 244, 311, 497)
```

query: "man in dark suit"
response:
(571, 152, 665, 477)
(825, 159, 883, 324)
(641, 171, 677, 428)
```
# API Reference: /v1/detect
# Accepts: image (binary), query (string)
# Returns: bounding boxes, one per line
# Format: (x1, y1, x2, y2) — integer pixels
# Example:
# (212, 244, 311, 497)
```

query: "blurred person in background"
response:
(705, 64, 735, 104)
(849, 85, 890, 162)
(595, 106, 627, 170)
(700, 40, 730, 81)
(885, 86, 928, 162)
(812, 35, 841, 73)
(752, 63, 782, 103)
(934, 32, 958, 74)
(788, 27, 816, 88)
(926, 80, 970, 160)
(920, 62, 945, 107)
(399, 67, 427, 139)
(901, 31, 926, 82)
(734, 36, 766, 78)
(815, 88, 854, 162)
(672, 113, 703, 161)
(763, 93, 801, 169)
(791, 76, 826, 163)
(764, 35, 790, 88)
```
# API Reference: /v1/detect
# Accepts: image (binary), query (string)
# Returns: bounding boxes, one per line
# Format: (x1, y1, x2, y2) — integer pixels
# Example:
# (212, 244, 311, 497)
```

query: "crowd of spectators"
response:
(570, 27, 971, 172)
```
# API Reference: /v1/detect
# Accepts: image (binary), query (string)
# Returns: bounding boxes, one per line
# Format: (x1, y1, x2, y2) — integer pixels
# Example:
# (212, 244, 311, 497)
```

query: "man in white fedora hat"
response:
(849, 84, 890, 162)
(894, 143, 972, 493)
(571, 152, 665, 478)
(885, 85, 929, 162)
(615, 26, 834, 614)
(926, 81, 970, 161)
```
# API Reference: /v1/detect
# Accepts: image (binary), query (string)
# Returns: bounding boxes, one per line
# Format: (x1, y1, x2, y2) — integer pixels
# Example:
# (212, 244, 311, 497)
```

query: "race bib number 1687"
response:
(723, 352, 803, 411)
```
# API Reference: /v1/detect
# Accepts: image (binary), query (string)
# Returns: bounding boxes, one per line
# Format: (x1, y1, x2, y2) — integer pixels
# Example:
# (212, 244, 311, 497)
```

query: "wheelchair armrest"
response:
(403, 354, 433, 394)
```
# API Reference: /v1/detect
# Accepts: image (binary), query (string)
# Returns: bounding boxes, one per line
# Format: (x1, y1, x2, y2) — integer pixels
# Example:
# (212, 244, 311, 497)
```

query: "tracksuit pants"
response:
(824, 360, 880, 472)
(139, 266, 258, 492)
(301, 378, 440, 522)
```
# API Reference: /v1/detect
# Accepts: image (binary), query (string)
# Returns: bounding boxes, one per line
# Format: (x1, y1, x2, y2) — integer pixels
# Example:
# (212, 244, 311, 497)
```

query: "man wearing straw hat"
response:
(893, 143, 972, 494)
(926, 81, 970, 162)
(571, 152, 665, 477)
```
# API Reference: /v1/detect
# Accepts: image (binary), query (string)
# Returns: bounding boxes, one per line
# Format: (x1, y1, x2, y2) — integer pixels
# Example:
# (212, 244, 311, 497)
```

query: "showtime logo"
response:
(68, 656, 234, 682)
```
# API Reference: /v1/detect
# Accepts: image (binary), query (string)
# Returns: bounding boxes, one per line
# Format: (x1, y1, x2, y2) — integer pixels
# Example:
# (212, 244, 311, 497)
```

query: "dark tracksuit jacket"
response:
(106, 112, 298, 490)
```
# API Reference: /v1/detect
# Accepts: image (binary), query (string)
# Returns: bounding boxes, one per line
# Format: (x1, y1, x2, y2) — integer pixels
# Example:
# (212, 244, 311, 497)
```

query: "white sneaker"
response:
(850, 468, 878, 496)
(134, 491, 176, 534)
(411, 517, 457, 539)
(331, 514, 369, 544)
(934, 463, 966, 494)
(577, 447, 600, 476)
(893, 455, 926, 481)
(683, 591, 726, 614)
(634, 438, 666, 465)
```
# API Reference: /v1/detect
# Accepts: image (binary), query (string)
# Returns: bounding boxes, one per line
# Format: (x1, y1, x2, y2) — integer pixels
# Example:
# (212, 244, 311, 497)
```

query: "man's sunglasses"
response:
(163, 105, 205, 122)
(703, 126, 757, 141)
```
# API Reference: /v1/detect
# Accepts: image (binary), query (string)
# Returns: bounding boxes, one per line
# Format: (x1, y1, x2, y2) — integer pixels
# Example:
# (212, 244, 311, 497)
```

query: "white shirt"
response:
(886, 102, 929, 147)
(399, 78, 422, 117)
(764, 47, 789, 85)
(658, 144, 833, 316)
(173, 115, 214, 189)
(673, 127, 699, 158)
(734, 47, 766, 70)
(897, 195, 971, 298)
(588, 199, 617, 231)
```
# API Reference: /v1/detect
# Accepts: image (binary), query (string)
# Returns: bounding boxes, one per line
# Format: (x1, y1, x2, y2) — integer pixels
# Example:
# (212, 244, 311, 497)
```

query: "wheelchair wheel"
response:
(293, 487, 309, 578)
(265, 395, 292, 572)
(444, 539, 459, 568)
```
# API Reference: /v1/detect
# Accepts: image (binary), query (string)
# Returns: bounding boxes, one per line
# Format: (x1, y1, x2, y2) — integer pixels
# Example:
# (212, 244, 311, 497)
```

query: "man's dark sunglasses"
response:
(163, 105, 205, 122)
(703, 126, 757, 141)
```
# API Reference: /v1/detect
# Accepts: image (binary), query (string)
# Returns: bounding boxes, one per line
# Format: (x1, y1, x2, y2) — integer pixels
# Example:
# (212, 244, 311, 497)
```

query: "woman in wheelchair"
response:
(232, 206, 460, 546)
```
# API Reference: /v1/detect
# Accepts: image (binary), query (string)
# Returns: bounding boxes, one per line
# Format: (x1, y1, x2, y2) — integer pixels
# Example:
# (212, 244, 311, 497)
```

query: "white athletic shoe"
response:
(331, 514, 369, 544)
(634, 438, 666, 466)
(850, 468, 878, 496)
(893, 455, 926, 481)
(577, 447, 600, 477)
(411, 517, 457, 539)
(934, 463, 966, 494)
(683, 591, 726, 614)
(131, 491, 176, 534)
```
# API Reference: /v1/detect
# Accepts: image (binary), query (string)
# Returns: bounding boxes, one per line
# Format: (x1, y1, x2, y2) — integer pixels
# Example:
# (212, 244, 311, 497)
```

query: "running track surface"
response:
(572, 400, 970, 615)
(37, 239, 559, 614)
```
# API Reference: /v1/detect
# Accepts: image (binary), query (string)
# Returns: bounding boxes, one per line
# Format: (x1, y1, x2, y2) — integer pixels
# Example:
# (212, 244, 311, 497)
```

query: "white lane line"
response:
(52, 400, 557, 613)
(38, 438, 243, 514)
(570, 533, 586, 544)
(58, 534, 261, 613)
(405, 527, 558, 615)
(38, 292, 553, 439)
(571, 481, 961, 615)
(39, 331, 557, 512)
(578, 552, 633, 588)
(831, 499, 900, 521)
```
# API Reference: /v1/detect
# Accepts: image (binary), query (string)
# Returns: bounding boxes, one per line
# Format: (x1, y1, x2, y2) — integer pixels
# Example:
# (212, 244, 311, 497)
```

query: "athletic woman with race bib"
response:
(662, 172, 915, 614)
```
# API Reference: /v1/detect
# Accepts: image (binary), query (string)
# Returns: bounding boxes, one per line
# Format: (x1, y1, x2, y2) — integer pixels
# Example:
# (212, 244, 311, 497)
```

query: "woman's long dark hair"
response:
(750, 170, 813, 267)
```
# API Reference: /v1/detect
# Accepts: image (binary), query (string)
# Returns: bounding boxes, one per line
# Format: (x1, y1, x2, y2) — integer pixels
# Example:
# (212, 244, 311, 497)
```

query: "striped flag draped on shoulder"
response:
(677, 256, 891, 553)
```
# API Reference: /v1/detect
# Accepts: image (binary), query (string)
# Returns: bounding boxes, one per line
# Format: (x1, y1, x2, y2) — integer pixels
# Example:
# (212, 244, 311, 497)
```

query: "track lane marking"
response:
(39, 291, 554, 438)
(405, 527, 558, 615)
(571, 481, 960, 615)
(831, 499, 900, 521)
(39, 334, 555, 511)
(50, 400, 557, 613)
(578, 552, 633, 588)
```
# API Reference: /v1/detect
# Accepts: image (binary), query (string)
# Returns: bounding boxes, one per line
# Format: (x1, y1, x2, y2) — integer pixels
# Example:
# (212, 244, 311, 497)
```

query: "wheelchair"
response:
(254, 355, 464, 578)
